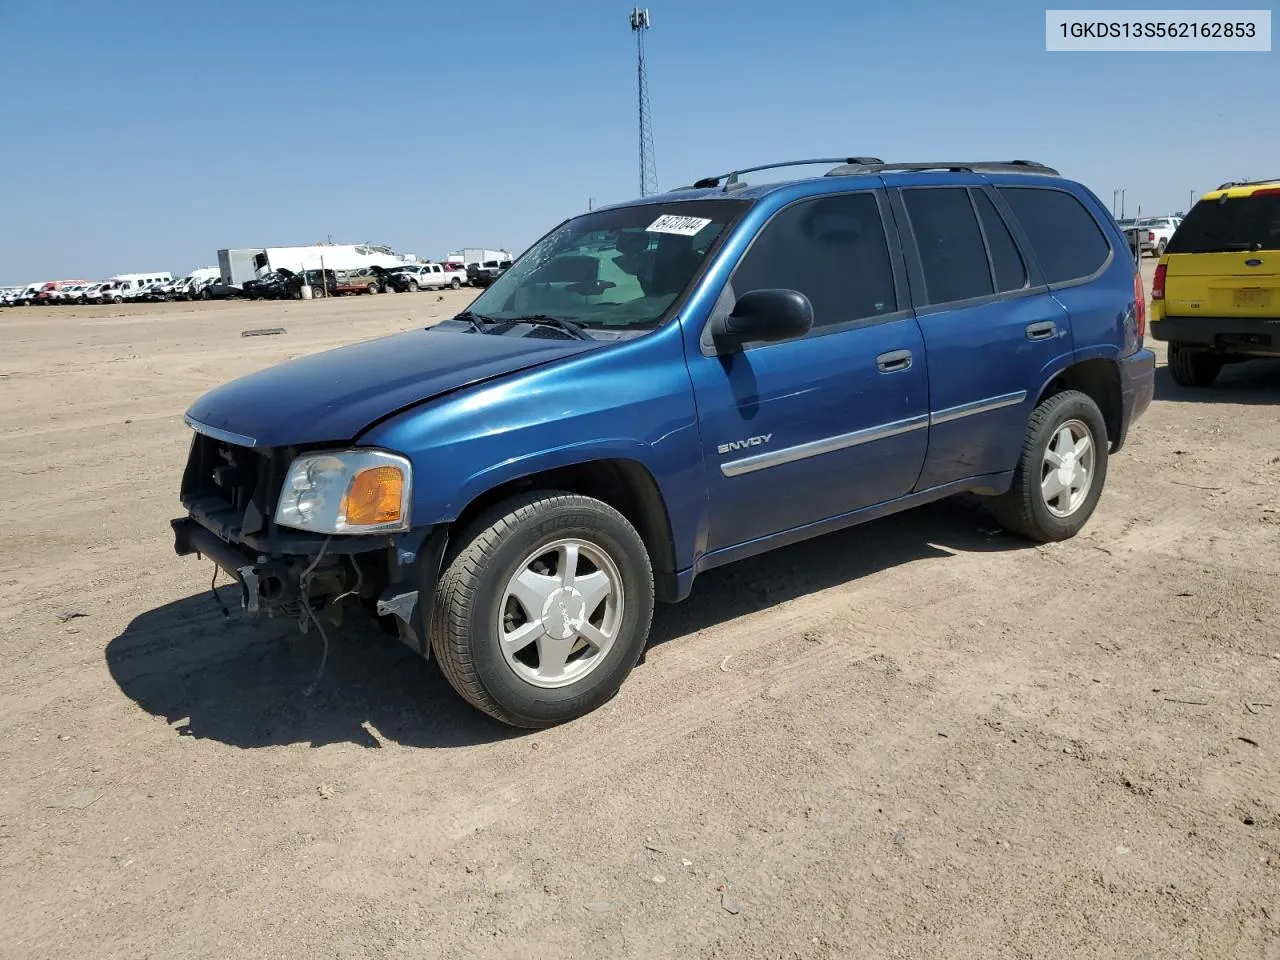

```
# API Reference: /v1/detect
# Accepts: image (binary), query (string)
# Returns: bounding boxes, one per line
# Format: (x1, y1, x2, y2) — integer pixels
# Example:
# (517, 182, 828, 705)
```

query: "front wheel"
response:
(988, 390, 1109, 543)
(1169, 343, 1223, 387)
(407, 280, 418, 292)
(430, 492, 655, 728)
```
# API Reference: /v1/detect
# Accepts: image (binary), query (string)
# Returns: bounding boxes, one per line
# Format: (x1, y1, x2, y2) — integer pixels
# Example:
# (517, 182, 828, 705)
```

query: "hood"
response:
(185, 326, 603, 448)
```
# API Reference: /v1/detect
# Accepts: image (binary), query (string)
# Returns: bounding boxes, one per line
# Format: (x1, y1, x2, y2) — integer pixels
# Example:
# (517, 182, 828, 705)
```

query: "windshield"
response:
(1167, 194, 1280, 253)
(467, 200, 749, 331)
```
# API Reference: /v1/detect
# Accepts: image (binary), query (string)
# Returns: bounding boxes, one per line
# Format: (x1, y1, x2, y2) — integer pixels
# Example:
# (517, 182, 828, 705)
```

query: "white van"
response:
(105, 272, 174, 302)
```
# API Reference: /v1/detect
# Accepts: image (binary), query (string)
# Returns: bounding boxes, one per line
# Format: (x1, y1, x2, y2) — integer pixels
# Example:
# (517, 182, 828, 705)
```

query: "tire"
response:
(111, 296, 123, 304)
(407, 280, 418, 292)
(430, 491, 655, 728)
(1169, 343, 1223, 387)
(366, 283, 378, 295)
(201, 290, 211, 301)
(989, 390, 1109, 543)
(1156, 239, 1167, 257)
(451, 277, 461, 289)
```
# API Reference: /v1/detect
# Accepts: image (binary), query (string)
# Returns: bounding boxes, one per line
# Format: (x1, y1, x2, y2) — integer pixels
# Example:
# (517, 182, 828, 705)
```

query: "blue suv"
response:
(173, 157, 1156, 727)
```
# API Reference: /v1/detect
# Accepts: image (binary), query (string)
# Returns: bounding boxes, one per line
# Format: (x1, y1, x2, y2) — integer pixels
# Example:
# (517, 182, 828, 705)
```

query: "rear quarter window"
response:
(997, 186, 1112, 285)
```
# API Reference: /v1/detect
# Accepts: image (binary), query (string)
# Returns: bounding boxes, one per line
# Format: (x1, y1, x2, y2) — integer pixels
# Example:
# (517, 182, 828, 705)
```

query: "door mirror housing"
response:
(711, 288, 813, 349)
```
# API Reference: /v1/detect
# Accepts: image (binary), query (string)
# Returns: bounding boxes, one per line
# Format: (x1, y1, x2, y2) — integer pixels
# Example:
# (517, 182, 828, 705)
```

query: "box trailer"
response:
(447, 248, 514, 268)
(218, 244, 422, 285)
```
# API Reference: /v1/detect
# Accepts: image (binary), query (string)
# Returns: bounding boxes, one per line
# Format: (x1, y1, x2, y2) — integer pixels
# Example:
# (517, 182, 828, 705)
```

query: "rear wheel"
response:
(1156, 239, 1168, 257)
(989, 390, 1108, 543)
(451, 277, 462, 289)
(430, 491, 655, 728)
(1169, 343, 1222, 387)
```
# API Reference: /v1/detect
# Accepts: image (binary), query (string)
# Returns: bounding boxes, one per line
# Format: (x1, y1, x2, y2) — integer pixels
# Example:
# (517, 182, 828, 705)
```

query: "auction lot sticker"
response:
(647, 215, 712, 236)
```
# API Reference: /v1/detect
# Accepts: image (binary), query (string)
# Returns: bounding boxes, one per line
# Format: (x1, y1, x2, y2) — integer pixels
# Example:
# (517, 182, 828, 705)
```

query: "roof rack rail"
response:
(826, 160, 1059, 177)
(1214, 176, 1280, 190)
(690, 157, 884, 192)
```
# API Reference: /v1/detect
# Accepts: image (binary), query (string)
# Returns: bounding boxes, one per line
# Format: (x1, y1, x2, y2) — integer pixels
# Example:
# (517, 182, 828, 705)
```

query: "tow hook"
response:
(237, 565, 262, 613)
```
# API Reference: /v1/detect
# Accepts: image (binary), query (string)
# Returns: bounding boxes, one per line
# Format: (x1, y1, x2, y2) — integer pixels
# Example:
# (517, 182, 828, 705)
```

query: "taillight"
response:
(1251, 187, 1280, 196)
(1134, 270, 1147, 340)
(1152, 263, 1166, 302)
(1148, 231, 1156, 242)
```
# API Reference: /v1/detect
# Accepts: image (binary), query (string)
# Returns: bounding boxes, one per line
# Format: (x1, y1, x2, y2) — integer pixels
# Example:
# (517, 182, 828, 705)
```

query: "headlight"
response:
(274, 449, 412, 534)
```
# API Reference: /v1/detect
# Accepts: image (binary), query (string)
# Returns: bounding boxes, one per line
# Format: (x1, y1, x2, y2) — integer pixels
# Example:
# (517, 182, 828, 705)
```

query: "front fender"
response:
(358, 325, 709, 571)
(444, 436, 677, 516)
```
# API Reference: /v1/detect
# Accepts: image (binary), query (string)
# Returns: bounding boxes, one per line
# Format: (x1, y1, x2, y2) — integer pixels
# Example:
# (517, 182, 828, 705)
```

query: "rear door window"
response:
(1166, 193, 1280, 253)
(997, 187, 1111, 284)
(902, 188, 993, 304)
(973, 190, 1027, 292)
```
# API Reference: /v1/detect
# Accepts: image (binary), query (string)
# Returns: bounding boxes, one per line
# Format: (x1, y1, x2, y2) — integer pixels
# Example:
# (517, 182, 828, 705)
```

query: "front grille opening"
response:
(180, 433, 277, 540)
(186, 435, 261, 511)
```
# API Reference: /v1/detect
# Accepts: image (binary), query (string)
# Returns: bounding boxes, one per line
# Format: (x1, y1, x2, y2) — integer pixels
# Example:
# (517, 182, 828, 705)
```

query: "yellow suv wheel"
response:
(1168, 344, 1223, 388)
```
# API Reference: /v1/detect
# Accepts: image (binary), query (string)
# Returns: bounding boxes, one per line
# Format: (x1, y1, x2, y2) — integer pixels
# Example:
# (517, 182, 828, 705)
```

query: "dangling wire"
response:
(299, 538, 332, 697)
(328, 555, 365, 607)
(209, 565, 230, 618)
(301, 603, 331, 699)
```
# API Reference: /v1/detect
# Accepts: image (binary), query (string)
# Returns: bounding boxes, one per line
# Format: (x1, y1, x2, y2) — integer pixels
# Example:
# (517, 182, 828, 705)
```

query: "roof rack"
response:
(825, 160, 1059, 177)
(1214, 177, 1280, 190)
(688, 157, 885, 192)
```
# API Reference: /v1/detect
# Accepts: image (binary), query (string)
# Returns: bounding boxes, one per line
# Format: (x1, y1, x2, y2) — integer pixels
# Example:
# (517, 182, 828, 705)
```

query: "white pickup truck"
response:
(1120, 216, 1182, 258)
(393, 262, 467, 291)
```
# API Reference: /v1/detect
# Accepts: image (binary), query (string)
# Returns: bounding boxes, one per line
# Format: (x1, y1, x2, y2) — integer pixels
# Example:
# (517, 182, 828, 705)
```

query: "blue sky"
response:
(0, 0, 1275, 283)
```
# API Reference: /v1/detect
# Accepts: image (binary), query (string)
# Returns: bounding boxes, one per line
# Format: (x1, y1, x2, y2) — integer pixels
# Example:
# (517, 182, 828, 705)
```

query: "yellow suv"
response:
(1150, 179, 1280, 386)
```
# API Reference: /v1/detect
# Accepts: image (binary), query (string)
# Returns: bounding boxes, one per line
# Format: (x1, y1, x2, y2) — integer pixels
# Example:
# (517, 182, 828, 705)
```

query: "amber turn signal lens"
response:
(341, 466, 404, 526)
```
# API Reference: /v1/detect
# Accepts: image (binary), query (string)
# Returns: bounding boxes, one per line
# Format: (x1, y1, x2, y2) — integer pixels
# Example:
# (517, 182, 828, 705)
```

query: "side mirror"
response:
(711, 289, 813, 349)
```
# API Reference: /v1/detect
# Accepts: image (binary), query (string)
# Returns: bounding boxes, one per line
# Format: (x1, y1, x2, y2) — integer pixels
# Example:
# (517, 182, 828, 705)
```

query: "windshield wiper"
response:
(504, 314, 593, 340)
(451, 310, 500, 334)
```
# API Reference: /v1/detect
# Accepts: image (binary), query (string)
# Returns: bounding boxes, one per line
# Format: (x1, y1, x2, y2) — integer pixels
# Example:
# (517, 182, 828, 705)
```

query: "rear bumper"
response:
(1113, 346, 1156, 452)
(1150, 315, 1280, 355)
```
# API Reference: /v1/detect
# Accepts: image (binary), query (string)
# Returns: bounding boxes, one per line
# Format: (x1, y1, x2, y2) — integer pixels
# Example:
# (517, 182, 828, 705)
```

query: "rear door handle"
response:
(1025, 321, 1057, 341)
(876, 349, 913, 373)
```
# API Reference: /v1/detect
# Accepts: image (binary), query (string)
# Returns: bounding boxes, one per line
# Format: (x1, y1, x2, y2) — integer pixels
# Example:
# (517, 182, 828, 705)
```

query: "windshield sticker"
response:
(646, 215, 712, 237)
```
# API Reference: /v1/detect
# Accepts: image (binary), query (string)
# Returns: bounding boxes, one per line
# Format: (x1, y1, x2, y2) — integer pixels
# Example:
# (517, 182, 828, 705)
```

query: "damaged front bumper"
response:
(171, 515, 448, 659)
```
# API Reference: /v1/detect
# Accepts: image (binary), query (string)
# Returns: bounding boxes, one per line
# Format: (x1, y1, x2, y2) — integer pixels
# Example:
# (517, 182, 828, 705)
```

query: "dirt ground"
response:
(1, 266, 1277, 960)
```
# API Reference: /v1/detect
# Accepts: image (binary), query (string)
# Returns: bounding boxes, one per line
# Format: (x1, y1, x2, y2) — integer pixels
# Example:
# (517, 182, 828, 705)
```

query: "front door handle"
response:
(876, 349, 913, 373)
(1025, 321, 1057, 341)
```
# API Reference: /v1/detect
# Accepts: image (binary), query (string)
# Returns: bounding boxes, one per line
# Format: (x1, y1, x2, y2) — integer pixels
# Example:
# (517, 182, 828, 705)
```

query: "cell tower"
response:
(630, 8, 657, 197)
